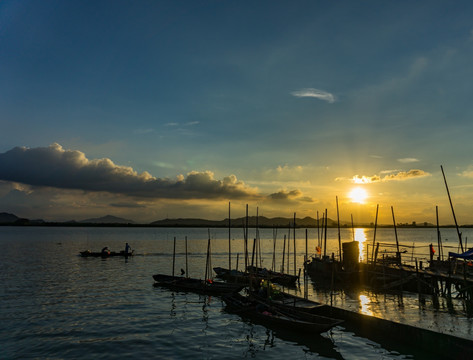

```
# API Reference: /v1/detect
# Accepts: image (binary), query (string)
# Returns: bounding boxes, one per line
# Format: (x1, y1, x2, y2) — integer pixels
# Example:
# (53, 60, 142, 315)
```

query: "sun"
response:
(349, 187, 368, 204)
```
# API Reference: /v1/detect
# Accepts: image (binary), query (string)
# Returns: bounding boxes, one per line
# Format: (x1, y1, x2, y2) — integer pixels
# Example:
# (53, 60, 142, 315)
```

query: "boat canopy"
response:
(448, 248, 473, 260)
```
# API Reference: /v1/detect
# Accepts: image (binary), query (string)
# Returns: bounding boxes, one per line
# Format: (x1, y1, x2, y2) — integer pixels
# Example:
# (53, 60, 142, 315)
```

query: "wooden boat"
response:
(213, 266, 297, 287)
(152, 274, 244, 295)
(222, 292, 343, 333)
(80, 250, 134, 258)
(246, 265, 299, 286)
(249, 283, 328, 313)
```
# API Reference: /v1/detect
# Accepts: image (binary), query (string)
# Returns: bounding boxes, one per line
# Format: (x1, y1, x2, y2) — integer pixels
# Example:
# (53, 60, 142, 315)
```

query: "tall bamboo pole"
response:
(371, 204, 379, 263)
(324, 209, 328, 258)
(336, 196, 342, 262)
(228, 202, 231, 271)
(293, 212, 296, 275)
(391, 206, 400, 256)
(172, 236, 176, 277)
(441, 165, 464, 252)
(185, 236, 188, 277)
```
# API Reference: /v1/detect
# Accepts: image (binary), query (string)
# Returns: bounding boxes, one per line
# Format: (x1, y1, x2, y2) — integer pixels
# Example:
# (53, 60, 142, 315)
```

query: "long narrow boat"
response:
(246, 265, 299, 286)
(152, 274, 244, 295)
(249, 287, 328, 313)
(213, 266, 297, 287)
(223, 292, 343, 333)
(80, 250, 134, 258)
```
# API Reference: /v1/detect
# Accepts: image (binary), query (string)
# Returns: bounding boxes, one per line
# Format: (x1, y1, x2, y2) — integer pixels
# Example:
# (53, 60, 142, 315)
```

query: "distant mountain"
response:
(0, 212, 20, 223)
(79, 215, 135, 224)
(150, 216, 338, 228)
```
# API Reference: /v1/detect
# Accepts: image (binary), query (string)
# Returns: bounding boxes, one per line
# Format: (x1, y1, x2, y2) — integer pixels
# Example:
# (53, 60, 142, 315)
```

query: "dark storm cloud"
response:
(0, 144, 260, 200)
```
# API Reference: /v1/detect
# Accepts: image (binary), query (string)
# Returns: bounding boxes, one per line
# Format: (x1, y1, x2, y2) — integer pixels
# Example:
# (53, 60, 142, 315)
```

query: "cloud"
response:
(267, 189, 313, 203)
(291, 88, 335, 103)
(0, 144, 260, 200)
(345, 169, 431, 183)
(398, 158, 420, 163)
(382, 169, 430, 181)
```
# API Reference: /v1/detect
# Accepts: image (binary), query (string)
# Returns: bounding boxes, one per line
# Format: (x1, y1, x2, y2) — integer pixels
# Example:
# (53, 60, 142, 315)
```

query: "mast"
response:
(440, 165, 464, 252)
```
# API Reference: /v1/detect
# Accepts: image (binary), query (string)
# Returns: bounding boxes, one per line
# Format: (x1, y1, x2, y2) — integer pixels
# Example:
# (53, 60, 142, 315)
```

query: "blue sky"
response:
(1, 0, 473, 224)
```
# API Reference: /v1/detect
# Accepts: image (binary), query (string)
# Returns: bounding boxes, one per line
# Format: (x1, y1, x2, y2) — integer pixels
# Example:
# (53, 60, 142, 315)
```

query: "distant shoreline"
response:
(0, 222, 469, 228)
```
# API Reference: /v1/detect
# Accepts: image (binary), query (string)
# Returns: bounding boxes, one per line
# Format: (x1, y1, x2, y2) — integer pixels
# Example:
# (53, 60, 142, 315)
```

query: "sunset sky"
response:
(2, 0, 473, 225)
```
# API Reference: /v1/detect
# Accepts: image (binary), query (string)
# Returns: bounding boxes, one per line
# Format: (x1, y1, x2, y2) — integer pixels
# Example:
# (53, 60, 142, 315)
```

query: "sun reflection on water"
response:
(359, 294, 373, 316)
(354, 228, 367, 262)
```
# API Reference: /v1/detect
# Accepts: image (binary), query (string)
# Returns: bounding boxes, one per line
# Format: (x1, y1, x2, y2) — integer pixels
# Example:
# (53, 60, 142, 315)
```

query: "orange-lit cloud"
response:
(338, 169, 431, 184)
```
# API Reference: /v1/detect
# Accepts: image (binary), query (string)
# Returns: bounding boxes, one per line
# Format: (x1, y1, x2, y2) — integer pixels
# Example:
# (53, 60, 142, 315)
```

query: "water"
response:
(1, 226, 472, 359)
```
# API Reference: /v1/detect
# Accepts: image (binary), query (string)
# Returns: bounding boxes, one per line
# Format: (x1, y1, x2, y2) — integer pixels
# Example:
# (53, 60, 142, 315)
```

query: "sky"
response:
(1, 0, 473, 225)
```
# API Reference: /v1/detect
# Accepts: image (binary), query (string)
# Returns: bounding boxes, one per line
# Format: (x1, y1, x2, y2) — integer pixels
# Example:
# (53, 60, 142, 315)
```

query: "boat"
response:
(222, 292, 343, 333)
(213, 266, 298, 287)
(249, 280, 328, 313)
(246, 265, 299, 286)
(80, 250, 134, 258)
(152, 274, 244, 295)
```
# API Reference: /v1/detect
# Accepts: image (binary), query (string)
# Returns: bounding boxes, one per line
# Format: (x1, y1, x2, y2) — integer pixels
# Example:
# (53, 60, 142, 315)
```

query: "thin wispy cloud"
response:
(398, 158, 420, 163)
(291, 88, 335, 103)
(185, 121, 200, 126)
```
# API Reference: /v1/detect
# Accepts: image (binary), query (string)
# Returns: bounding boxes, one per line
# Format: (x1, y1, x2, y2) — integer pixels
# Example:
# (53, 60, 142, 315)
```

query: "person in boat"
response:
(125, 242, 131, 254)
(101, 246, 110, 255)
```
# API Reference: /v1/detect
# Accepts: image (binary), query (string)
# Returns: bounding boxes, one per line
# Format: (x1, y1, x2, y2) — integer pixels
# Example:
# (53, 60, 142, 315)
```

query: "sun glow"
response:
(349, 187, 368, 203)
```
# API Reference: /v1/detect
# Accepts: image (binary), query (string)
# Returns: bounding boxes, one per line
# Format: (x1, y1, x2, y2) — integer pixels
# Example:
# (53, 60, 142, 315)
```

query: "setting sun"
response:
(349, 187, 368, 203)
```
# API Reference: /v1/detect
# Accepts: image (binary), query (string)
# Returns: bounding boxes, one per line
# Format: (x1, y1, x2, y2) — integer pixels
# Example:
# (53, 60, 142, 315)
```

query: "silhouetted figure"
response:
(180, 268, 185, 276)
(125, 242, 131, 254)
(101, 246, 110, 255)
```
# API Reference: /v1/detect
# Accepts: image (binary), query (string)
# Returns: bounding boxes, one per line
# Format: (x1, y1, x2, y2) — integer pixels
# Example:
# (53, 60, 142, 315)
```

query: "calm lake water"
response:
(1, 226, 472, 359)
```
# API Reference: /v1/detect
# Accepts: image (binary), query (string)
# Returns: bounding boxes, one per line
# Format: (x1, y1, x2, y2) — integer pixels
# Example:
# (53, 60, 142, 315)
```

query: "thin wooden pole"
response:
(205, 232, 210, 280)
(336, 196, 342, 262)
(172, 236, 176, 277)
(245, 204, 249, 272)
(287, 223, 291, 273)
(391, 206, 400, 257)
(185, 236, 188, 277)
(228, 202, 231, 271)
(371, 204, 379, 263)
(324, 209, 328, 256)
(282, 234, 286, 273)
(293, 212, 297, 276)
(436, 206, 443, 261)
(324, 209, 328, 257)
(351, 214, 355, 241)
(441, 165, 464, 252)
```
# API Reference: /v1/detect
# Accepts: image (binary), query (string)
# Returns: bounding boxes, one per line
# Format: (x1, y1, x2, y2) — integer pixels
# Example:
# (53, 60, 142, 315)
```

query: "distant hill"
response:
(79, 215, 135, 224)
(0, 212, 20, 223)
(150, 216, 338, 228)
